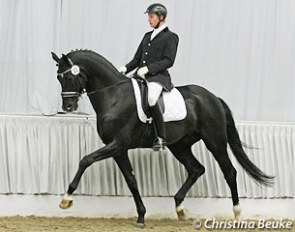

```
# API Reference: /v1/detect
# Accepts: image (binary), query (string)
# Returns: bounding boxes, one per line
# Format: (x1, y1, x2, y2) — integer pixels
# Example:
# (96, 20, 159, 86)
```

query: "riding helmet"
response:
(145, 3, 167, 19)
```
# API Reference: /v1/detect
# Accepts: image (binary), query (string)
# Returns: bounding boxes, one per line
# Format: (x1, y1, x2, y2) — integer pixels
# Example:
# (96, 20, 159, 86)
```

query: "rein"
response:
(60, 80, 128, 99)
(87, 79, 130, 96)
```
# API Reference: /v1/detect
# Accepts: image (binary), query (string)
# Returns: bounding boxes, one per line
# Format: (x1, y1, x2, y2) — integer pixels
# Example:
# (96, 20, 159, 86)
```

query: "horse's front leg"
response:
(59, 141, 120, 209)
(113, 154, 146, 227)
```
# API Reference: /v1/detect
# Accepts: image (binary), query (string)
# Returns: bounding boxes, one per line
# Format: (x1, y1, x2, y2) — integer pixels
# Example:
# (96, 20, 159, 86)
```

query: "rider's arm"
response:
(125, 37, 144, 74)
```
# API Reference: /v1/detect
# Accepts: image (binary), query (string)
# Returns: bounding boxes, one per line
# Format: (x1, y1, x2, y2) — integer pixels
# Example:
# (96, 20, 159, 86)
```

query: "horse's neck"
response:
(73, 52, 124, 92)
(72, 52, 129, 114)
(86, 62, 122, 92)
(88, 80, 129, 116)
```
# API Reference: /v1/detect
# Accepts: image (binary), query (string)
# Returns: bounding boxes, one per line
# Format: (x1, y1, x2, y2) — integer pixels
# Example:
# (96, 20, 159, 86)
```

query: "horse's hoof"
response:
(176, 205, 188, 221)
(233, 204, 242, 220)
(59, 196, 73, 209)
(136, 222, 145, 228)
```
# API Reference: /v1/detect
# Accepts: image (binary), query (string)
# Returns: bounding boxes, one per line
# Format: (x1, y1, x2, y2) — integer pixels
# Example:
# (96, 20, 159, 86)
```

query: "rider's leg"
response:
(147, 82, 166, 151)
(147, 82, 163, 106)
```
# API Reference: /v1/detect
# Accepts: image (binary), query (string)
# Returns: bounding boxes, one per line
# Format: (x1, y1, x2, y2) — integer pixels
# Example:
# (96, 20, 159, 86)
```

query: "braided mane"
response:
(68, 49, 119, 72)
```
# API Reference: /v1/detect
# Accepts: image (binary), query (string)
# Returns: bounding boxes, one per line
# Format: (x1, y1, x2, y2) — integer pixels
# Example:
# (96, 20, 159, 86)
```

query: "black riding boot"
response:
(150, 103, 166, 151)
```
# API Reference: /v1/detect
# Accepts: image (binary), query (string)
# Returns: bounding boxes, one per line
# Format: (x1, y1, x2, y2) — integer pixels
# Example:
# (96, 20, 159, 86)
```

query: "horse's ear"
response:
(51, 52, 60, 63)
(61, 53, 71, 65)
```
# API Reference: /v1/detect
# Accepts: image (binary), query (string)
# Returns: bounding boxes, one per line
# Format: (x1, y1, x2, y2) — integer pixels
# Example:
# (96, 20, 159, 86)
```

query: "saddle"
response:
(131, 76, 187, 124)
(132, 75, 164, 117)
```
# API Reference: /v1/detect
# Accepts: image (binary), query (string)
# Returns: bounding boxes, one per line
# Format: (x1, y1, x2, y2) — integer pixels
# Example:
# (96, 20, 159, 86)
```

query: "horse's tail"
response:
(219, 98, 274, 186)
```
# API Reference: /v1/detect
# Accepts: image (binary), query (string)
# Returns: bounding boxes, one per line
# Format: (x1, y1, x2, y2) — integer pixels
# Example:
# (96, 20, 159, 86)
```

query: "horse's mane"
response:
(67, 49, 101, 58)
(67, 49, 121, 75)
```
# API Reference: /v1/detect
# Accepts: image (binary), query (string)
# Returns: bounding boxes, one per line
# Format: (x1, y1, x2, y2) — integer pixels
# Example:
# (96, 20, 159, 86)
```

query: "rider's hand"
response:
(137, 67, 148, 78)
(118, 66, 127, 74)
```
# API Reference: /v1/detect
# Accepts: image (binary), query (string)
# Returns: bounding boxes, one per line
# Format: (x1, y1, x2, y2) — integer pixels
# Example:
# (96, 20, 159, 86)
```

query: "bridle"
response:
(57, 58, 86, 98)
(56, 56, 127, 99)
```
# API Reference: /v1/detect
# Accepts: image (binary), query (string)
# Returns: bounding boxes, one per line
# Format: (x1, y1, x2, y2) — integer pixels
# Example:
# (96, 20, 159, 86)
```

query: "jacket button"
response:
(148, 43, 151, 46)
(145, 52, 148, 55)
(143, 61, 146, 64)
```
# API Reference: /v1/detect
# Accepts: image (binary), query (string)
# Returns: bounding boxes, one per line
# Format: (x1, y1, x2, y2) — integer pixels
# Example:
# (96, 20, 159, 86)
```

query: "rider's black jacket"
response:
(126, 27, 179, 91)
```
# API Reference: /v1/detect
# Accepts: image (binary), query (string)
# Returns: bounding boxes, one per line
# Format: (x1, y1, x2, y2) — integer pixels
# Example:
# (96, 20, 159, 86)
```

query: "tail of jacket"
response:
(219, 98, 274, 186)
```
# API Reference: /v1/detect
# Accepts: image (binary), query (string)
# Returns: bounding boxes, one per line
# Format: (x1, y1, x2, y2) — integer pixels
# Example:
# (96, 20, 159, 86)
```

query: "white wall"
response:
(1, 0, 295, 121)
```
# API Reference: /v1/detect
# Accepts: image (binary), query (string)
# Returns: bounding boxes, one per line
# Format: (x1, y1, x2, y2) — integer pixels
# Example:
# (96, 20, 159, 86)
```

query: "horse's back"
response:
(176, 84, 223, 108)
(176, 84, 227, 128)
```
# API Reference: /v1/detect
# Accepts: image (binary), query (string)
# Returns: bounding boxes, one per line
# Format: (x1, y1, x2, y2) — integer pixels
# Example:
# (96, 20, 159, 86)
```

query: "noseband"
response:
(57, 58, 86, 98)
(61, 91, 83, 98)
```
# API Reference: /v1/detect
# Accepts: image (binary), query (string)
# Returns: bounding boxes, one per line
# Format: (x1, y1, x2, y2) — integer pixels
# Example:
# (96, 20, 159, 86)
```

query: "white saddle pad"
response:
(131, 78, 187, 123)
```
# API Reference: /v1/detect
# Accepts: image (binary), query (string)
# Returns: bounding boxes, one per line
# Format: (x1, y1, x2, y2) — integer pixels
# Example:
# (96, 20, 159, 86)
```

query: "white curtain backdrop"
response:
(1, 0, 295, 121)
(0, 114, 294, 198)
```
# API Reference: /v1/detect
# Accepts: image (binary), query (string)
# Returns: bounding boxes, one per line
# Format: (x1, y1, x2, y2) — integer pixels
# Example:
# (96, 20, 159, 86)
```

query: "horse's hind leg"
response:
(168, 142, 205, 220)
(203, 137, 241, 219)
(216, 149, 241, 219)
(113, 153, 146, 227)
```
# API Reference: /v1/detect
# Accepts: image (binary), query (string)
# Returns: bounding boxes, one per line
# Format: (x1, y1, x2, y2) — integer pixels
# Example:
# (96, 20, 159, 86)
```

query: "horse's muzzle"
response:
(63, 103, 78, 112)
(62, 99, 78, 112)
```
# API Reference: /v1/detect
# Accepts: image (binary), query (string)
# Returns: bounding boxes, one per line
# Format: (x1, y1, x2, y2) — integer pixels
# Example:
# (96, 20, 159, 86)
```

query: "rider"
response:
(118, 3, 179, 151)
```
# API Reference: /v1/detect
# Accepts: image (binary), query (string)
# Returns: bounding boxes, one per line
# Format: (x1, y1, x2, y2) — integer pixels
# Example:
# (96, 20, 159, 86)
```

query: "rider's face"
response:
(148, 13, 163, 28)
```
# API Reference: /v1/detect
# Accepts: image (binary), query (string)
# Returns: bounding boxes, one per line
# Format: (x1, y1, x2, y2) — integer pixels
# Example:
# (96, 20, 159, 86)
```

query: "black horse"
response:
(51, 50, 273, 227)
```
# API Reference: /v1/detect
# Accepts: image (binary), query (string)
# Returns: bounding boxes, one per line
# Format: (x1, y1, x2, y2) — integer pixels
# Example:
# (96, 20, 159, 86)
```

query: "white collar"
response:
(151, 24, 167, 40)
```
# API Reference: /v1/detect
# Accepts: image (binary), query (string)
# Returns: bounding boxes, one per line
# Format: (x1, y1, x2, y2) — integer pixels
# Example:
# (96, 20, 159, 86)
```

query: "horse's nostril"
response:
(65, 104, 72, 111)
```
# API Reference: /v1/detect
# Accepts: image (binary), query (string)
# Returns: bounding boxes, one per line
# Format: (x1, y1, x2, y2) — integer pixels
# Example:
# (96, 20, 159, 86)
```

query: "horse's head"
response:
(51, 52, 87, 112)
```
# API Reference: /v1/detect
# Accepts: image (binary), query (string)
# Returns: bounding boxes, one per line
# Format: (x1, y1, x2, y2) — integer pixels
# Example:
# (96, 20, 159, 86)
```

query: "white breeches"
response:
(147, 82, 163, 106)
